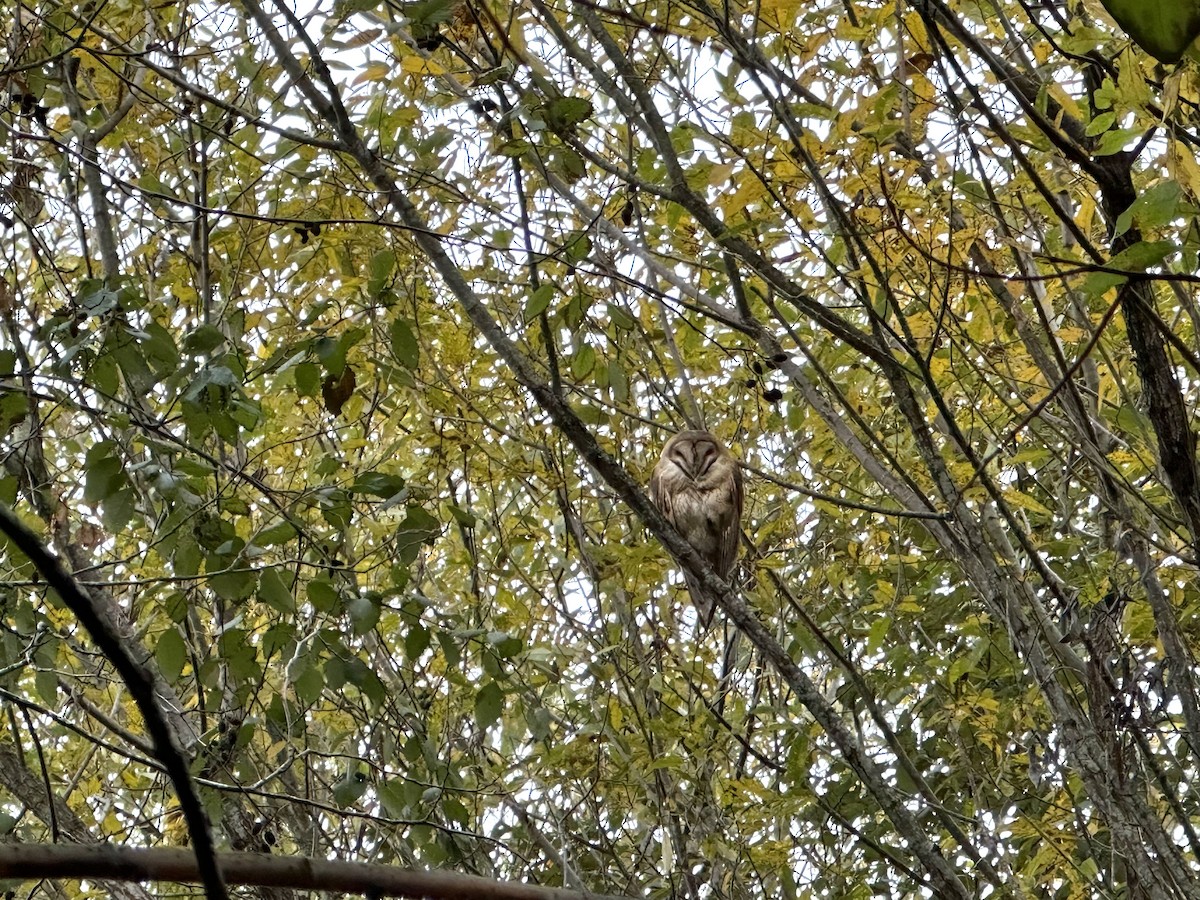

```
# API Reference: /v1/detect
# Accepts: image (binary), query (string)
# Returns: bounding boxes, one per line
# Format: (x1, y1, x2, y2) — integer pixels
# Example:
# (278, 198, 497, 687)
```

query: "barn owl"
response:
(649, 430, 743, 625)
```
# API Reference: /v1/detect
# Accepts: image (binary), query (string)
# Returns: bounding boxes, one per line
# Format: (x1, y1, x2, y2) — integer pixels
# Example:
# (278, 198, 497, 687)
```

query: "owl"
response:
(649, 430, 743, 625)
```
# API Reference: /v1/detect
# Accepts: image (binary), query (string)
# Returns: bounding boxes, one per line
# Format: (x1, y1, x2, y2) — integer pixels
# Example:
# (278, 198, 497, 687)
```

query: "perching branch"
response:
(0, 844, 634, 900)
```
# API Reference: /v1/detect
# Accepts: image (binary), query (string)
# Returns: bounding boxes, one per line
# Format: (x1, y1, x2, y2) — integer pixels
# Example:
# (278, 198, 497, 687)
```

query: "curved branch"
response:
(0, 505, 226, 900)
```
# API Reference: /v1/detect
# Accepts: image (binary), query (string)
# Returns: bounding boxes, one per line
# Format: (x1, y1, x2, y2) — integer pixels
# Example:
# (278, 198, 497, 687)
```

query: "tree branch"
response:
(0, 844, 634, 900)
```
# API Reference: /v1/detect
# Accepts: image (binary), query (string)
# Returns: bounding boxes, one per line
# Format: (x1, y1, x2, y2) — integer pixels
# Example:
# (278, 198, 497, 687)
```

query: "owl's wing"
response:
(716, 461, 743, 578)
(649, 462, 669, 517)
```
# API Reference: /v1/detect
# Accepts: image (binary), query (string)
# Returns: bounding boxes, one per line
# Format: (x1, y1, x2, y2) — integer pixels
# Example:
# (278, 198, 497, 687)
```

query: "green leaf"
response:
(351, 471, 407, 498)
(564, 232, 591, 263)
(1080, 269, 1127, 297)
(138, 320, 181, 377)
(1135, 181, 1184, 229)
(294, 361, 320, 396)
(647, 754, 684, 771)
(1099, 0, 1200, 62)
(78, 284, 119, 317)
(314, 335, 347, 375)
(89, 352, 120, 398)
(608, 361, 629, 403)
(497, 139, 531, 158)
(156, 627, 187, 682)
(552, 147, 585, 182)
(1111, 239, 1176, 270)
(1115, 181, 1183, 235)
(606, 303, 636, 330)
(487, 631, 522, 658)
(262, 622, 294, 659)
(184, 324, 227, 355)
(324, 655, 348, 690)
(389, 318, 420, 369)
(318, 487, 353, 528)
(211, 567, 257, 602)
(257, 518, 298, 547)
(138, 171, 177, 199)
(474, 681, 504, 729)
(31, 670, 57, 707)
(401, 0, 456, 27)
(526, 284, 555, 320)
(670, 123, 695, 154)
(545, 96, 593, 130)
(346, 595, 380, 635)
(291, 661, 325, 705)
(406, 623, 431, 659)
(0, 392, 29, 436)
(1085, 111, 1116, 136)
(1080, 241, 1176, 297)
(332, 770, 368, 806)
(570, 343, 596, 379)
(378, 780, 408, 818)
(368, 249, 396, 296)
(395, 505, 441, 565)
(442, 797, 470, 826)
(84, 443, 125, 503)
(526, 705, 551, 741)
(437, 631, 461, 667)
(308, 577, 340, 613)
(183, 364, 238, 403)
(1093, 127, 1141, 157)
(220, 497, 251, 517)
(100, 487, 136, 532)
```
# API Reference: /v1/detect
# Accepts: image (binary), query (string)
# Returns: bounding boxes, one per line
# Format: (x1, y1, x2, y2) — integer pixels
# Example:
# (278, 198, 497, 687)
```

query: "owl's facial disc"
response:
(673, 439, 716, 480)
(694, 441, 717, 477)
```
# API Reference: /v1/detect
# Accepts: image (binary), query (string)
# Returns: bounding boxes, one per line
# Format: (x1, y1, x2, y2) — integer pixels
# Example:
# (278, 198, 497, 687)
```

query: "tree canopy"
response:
(2, 0, 1200, 898)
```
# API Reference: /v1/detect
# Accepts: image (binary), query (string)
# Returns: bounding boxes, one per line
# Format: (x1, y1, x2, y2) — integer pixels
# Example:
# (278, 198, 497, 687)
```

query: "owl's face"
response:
(661, 431, 725, 486)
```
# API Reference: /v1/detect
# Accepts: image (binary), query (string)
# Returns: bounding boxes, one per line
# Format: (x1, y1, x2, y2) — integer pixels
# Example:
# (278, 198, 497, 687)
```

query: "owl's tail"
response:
(683, 571, 717, 627)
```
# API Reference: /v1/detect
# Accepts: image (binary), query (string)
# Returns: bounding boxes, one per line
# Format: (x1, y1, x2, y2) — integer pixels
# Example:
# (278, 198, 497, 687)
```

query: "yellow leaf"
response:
(759, 0, 803, 31)
(1075, 192, 1097, 234)
(1056, 325, 1085, 342)
(353, 61, 392, 85)
(102, 810, 124, 837)
(1004, 489, 1053, 517)
(400, 55, 446, 76)
(904, 12, 930, 53)
(1048, 83, 1083, 120)
(773, 157, 802, 180)
(706, 162, 735, 188)
(720, 173, 768, 216)
(609, 699, 623, 730)
(1169, 139, 1200, 201)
